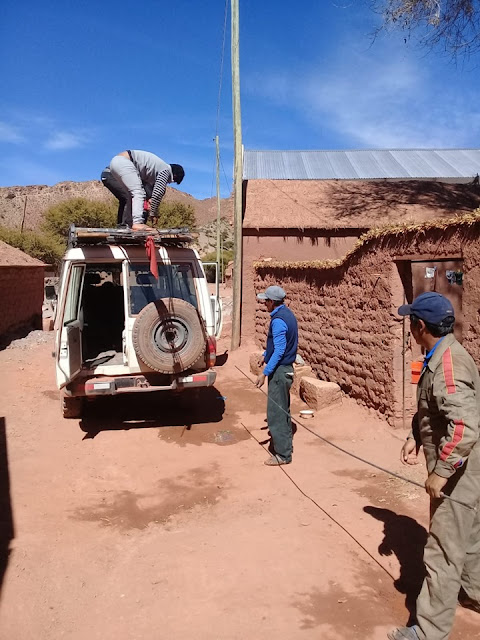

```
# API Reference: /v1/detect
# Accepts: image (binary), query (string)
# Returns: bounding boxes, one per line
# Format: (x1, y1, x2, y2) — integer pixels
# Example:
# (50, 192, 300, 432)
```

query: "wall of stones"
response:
(0, 267, 44, 338)
(254, 223, 480, 424)
(242, 231, 361, 338)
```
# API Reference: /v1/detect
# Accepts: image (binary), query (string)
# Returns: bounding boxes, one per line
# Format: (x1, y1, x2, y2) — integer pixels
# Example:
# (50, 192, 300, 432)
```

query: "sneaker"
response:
(264, 455, 291, 466)
(387, 627, 420, 640)
(458, 587, 480, 613)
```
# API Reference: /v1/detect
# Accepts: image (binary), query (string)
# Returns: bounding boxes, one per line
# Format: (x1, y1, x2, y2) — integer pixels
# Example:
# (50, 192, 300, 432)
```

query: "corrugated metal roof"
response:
(243, 149, 480, 181)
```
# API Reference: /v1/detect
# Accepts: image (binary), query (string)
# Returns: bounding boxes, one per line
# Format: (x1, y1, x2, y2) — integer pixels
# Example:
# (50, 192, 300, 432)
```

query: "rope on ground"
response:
(239, 419, 397, 581)
(235, 366, 476, 512)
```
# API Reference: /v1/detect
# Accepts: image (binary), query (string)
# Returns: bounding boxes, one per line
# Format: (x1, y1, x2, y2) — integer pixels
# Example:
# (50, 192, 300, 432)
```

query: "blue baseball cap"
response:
(257, 285, 286, 302)
(398, 292, 455, 324)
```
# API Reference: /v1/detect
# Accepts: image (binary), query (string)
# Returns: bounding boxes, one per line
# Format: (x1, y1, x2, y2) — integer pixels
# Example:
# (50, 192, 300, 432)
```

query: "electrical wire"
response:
(215, 0, 229, 138)
(235, 365, 476, 512)
(239, 419, 397, 581)
(220, 155, 232, 194)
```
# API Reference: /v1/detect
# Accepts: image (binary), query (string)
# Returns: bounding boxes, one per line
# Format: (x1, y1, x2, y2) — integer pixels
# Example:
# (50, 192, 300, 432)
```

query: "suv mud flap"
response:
(69, 371, 217, 397)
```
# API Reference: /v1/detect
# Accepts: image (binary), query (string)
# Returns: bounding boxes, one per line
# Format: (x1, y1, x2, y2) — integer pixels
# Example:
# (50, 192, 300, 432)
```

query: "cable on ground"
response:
(239, 419, 397, 581)
(235, 365, 476, 512)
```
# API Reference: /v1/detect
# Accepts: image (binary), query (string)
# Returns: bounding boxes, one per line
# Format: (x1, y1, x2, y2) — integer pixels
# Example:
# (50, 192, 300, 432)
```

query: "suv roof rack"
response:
(68, 225, 194, 248)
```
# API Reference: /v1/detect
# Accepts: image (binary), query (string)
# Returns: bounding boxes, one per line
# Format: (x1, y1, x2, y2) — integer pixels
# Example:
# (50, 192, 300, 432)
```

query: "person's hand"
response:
(425, 472, 447, 499)
(400, 439, 420, 465)
(255, 373, 266, 388)
(143, 199, 151, 212)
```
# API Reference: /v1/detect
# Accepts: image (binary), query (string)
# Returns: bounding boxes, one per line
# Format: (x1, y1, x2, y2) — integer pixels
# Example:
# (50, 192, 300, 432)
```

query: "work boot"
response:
(387, 627, 420, 640)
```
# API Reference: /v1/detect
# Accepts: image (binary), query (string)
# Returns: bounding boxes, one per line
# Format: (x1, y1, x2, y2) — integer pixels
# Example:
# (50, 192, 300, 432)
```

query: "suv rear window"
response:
(128, 263, 198, 315)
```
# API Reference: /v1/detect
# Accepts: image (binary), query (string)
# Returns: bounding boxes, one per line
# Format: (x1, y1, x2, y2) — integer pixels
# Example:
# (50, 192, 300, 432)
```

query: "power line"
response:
(220, 155, 232, 195)
(215, 0, 229, 137)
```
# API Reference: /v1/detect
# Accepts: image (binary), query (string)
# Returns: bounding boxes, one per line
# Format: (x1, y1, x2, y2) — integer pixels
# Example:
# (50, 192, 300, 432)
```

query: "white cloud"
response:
(301, 50, 479, 148)
(245, 38, 480, 150)
(0, 121, 25, 143)
(44, 131, 87, 150)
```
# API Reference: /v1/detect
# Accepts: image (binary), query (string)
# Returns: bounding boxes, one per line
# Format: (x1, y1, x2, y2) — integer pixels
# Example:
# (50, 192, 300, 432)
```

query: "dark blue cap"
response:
(398, 292, 455, 324)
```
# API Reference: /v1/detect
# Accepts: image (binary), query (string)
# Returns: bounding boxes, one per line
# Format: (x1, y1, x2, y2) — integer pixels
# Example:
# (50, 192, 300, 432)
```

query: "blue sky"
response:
(1, 1, 479, 200)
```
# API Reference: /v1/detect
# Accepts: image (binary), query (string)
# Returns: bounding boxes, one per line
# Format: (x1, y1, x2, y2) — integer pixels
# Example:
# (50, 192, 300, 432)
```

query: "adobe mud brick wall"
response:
(0, 267, 44, 338)
(254, 222, 480, 425)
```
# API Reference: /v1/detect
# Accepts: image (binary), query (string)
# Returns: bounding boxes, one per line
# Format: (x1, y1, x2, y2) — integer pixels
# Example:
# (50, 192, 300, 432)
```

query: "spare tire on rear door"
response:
(132, 298, 205, 374)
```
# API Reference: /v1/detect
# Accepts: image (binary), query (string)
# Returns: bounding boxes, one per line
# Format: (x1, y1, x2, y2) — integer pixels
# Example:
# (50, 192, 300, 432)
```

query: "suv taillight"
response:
(206, 336, 217, 368)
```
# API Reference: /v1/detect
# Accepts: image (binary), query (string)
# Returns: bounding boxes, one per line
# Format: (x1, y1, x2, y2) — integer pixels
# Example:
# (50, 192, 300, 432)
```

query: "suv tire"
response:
(132, 298, 205, 374)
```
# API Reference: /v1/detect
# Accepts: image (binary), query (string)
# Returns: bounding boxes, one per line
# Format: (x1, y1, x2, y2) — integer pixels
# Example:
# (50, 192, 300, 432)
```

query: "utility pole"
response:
(21, 195, 28, 234)
(231, 0, 243, 350)
(215, 135, 221, 299)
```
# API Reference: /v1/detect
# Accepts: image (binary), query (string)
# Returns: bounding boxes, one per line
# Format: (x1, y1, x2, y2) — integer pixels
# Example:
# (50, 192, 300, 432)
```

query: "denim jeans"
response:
(267, 365, 294, 461)
(101, 168, 132, 226)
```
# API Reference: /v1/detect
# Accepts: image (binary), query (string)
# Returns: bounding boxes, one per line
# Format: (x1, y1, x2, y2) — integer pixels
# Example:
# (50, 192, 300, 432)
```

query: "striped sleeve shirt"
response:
(150, 169, 171, 217)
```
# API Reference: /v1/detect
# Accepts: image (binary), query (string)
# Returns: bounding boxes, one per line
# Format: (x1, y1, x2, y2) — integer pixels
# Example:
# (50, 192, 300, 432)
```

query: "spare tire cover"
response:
(132, 298, 205, 374)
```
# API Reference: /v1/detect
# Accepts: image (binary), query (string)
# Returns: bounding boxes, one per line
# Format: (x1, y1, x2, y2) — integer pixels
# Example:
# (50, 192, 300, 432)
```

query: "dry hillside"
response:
(0, 181, 233, 231)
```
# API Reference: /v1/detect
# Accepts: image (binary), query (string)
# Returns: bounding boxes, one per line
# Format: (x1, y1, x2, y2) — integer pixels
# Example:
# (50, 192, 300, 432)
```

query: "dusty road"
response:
(0, 331, 479, 640)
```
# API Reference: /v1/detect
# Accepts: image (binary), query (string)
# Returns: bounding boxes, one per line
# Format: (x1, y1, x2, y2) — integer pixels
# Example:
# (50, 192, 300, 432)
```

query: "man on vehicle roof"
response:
(101, 150, 184, 231)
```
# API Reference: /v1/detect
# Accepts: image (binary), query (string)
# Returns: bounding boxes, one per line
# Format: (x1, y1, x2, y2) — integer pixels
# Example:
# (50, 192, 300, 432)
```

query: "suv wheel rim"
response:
(154, 318, 189, 353)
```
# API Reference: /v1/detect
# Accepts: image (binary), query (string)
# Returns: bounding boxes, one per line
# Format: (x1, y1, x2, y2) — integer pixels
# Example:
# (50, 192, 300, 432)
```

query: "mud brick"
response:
(249, 351, 265, 375)
(292, 364, 314, 397)
(300, 377, 342, 411)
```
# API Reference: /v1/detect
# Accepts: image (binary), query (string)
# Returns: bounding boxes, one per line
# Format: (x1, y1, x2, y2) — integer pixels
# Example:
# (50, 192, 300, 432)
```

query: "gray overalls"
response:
(414, 333, 480, 639)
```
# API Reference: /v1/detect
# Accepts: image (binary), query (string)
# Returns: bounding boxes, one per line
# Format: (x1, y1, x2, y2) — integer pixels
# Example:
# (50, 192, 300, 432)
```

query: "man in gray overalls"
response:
(389, 292, 480, 640)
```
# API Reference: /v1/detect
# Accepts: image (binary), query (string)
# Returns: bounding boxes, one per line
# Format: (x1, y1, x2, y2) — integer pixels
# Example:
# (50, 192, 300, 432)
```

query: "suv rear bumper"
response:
(66, 370, 217, 397)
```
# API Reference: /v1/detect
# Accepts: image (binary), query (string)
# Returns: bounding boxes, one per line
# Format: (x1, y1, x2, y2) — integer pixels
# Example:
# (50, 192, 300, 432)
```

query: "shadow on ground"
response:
(294, 567, 394, 637)
(73, 464, 226, 530)
(78, 387, 249, 447)
(215, 351, 229, 367)
(0, 324, 37, 351)
(364, 506, 427, 624)
(0, 417, 14, 598)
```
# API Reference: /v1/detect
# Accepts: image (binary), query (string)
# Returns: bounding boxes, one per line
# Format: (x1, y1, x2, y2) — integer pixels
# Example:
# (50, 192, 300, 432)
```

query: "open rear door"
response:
(56, 264, 85, 387)
(202, 261, 223, 339)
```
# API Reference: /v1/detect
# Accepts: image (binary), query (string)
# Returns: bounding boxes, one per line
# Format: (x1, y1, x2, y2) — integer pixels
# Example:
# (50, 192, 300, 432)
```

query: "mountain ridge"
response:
(0, 180, 233, 231)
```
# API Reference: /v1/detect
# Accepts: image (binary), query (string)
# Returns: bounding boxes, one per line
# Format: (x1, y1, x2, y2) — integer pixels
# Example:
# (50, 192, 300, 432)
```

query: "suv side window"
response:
(128, 263, 198, 315)
(63, 265, 85, 325)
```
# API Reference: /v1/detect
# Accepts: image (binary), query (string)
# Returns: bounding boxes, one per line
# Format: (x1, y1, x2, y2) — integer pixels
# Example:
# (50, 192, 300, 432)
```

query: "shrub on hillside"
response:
(42, 198, 117, 238)
(0, 226, 65, 267)
(154, 202, 196, 230)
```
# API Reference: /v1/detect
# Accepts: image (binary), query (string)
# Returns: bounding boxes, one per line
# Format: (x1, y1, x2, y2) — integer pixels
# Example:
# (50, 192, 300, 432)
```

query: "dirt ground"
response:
(1, 328, 479, 640)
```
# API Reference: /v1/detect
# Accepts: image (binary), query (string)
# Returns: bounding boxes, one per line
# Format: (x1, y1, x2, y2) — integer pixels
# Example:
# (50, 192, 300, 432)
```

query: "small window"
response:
(128, 263, 197, 315)
(45, 285, 56, 300)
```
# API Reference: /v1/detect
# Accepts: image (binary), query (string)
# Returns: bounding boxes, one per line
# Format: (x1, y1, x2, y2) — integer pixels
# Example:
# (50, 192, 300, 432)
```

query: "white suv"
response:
(54, 226, 222, 418)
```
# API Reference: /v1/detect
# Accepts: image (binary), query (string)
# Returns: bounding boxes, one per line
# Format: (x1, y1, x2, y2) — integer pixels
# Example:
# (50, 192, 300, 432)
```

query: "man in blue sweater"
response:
(256, 285, 298, 466)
